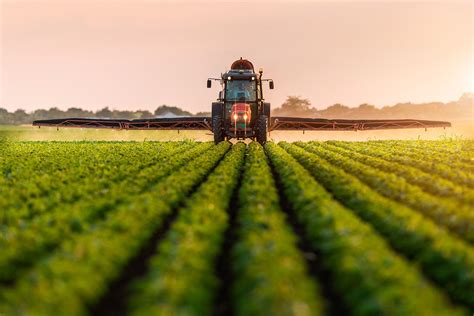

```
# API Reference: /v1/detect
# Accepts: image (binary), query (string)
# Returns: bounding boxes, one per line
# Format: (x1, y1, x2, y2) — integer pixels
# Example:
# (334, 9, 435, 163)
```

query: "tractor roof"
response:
(222, 58, 257, 79)
(231, 58, 254, 72)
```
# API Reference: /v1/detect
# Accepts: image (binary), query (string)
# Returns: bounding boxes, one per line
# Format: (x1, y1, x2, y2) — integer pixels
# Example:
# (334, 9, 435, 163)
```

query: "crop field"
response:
(0, 139, 473, 315)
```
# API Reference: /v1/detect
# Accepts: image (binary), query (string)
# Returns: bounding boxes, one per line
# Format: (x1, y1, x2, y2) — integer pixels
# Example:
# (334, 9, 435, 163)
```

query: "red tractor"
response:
(207, 58, 273, 144)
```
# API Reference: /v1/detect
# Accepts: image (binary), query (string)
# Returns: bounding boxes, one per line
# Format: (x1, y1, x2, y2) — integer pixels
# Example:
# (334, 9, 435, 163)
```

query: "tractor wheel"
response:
(256, 115, 268, 145)
(212, 115, 225, 144)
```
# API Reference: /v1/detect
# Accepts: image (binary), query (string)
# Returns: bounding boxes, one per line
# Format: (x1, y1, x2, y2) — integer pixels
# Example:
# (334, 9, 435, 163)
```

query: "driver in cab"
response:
(232, 83, 251, 101)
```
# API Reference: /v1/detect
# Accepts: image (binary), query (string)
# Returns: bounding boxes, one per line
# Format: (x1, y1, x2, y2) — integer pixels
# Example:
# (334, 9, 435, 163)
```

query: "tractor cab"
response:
(207, 58, 274, 143)
(224, 72, 258, 131)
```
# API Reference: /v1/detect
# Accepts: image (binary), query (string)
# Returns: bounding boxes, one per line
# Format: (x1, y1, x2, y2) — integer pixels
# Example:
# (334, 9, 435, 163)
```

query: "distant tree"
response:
(358, 103, 376, 111)
(111, 110, 134, 119)
(282, 96, 311, 112)
(0, 108, 10, 120)
(12, 109, 29, 124)
(154, 105, 192, 117)
(458, 93, 474, 109)
(136, 110, 153, 119)
(272, 96, 315, 116)
(353, 103, 379, 119)
(325, 103, 349, 112)
(66, 107, 92, 118)
(195, 111, 211, 117)
(319, 103, 350, 118)
(32, 107, 65, 121)
(96, 107, 113, 118)
(31, 109, 51, 121)
(0, 108, 11, 124)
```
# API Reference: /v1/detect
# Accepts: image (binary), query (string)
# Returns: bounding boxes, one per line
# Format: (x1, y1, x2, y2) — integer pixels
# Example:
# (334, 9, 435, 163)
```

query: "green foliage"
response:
(231, 142, 323, 316)
(0, 142, 230, 315)
(297, 142, 474, 243)
(0, 142, 212, 283)
(321, 141, 474, 205)
(280, 142, 474, 309)
(272, 96, 315, 117)
(266, 142, 464, 315)
(332, 140, 474, 188)
(154, 105, 193, 117)
(128, 143, 246, 315)
(0, 139, 472, 315)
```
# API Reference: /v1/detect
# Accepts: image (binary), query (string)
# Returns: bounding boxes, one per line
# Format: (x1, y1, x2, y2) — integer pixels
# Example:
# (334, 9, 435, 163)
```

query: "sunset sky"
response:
(1, 0, 472, 113)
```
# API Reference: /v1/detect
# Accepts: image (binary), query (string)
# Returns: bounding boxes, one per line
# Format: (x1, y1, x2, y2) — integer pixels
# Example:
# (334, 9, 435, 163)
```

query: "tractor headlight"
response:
(233, 114, 238, 120)
(243, 114, 248, 120)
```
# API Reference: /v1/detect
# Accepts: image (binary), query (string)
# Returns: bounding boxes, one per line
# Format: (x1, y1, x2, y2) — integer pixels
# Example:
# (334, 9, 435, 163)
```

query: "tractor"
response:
(207, 58, 274, 144)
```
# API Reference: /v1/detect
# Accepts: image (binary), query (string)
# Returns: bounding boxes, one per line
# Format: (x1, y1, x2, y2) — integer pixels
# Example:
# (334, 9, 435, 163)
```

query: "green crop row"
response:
(127, 143, 246, 316)
(363, 139, 474, 151)
(0, 140, 472, 315)
(365, 140, 474, 165)
(368, 141, 474, 174)
(280, 142, 474, 309)
(1, 143, 195, 227)
(265, 142, 464, 315)
(0, 142, 230, 315)
(230, 142, 323, 316)
(316, 141, 474, 205)
(0, 142, 213, 283)
(331, 141, 474, 188)
(1, 142, 88, 178)
(0, 142, 149, 187)
(297, 142, 474, 243)
(1, 142, 193, 225)
(1, 143, 114, 205)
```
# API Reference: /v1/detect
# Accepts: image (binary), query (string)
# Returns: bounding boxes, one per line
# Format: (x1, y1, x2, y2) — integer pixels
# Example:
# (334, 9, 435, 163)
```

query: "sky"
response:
(0, 0, 472, 113)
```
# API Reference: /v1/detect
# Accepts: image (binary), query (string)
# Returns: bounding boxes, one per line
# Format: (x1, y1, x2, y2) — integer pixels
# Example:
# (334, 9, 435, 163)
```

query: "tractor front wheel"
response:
(256, 115, 268, 144)
(212, 115, 225, 144)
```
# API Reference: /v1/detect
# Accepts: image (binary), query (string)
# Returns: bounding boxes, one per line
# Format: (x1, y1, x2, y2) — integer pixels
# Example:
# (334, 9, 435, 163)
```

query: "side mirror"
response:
(207, 79, 212, 88)
(269, 81, 274, 89)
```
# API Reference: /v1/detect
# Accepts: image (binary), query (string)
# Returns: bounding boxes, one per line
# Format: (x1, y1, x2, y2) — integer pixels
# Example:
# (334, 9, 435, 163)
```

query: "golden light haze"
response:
(1, 0, 472, 113)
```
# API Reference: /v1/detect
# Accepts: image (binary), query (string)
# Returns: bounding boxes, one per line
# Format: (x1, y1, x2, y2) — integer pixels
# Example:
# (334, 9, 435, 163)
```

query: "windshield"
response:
(225, 80, 257, 102)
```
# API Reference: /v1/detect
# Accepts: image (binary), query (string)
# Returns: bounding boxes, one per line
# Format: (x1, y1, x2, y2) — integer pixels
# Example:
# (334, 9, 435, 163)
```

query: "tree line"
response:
(0, 105, 211, 125)
(0, 93, 472, 125)
(273, 93, 473, 121)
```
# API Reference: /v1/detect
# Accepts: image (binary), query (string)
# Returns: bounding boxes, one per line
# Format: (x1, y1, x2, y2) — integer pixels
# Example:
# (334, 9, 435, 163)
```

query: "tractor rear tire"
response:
(212, 115, 225, 144)
(256, 115, 268, 145)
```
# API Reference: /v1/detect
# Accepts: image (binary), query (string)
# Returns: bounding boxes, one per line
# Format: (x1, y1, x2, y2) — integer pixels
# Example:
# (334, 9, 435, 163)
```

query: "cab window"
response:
(225, 80, 257, 102)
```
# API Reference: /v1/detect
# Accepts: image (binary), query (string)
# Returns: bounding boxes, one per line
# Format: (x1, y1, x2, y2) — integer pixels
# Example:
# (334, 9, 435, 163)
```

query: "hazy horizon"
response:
(1, 0, 472, 113)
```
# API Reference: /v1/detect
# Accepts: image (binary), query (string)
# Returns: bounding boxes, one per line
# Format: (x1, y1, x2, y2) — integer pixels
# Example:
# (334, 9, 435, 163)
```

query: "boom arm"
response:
(269, 117, 451, 131)
(33, 116, 451, 132)
(33, 117, 213, 131)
